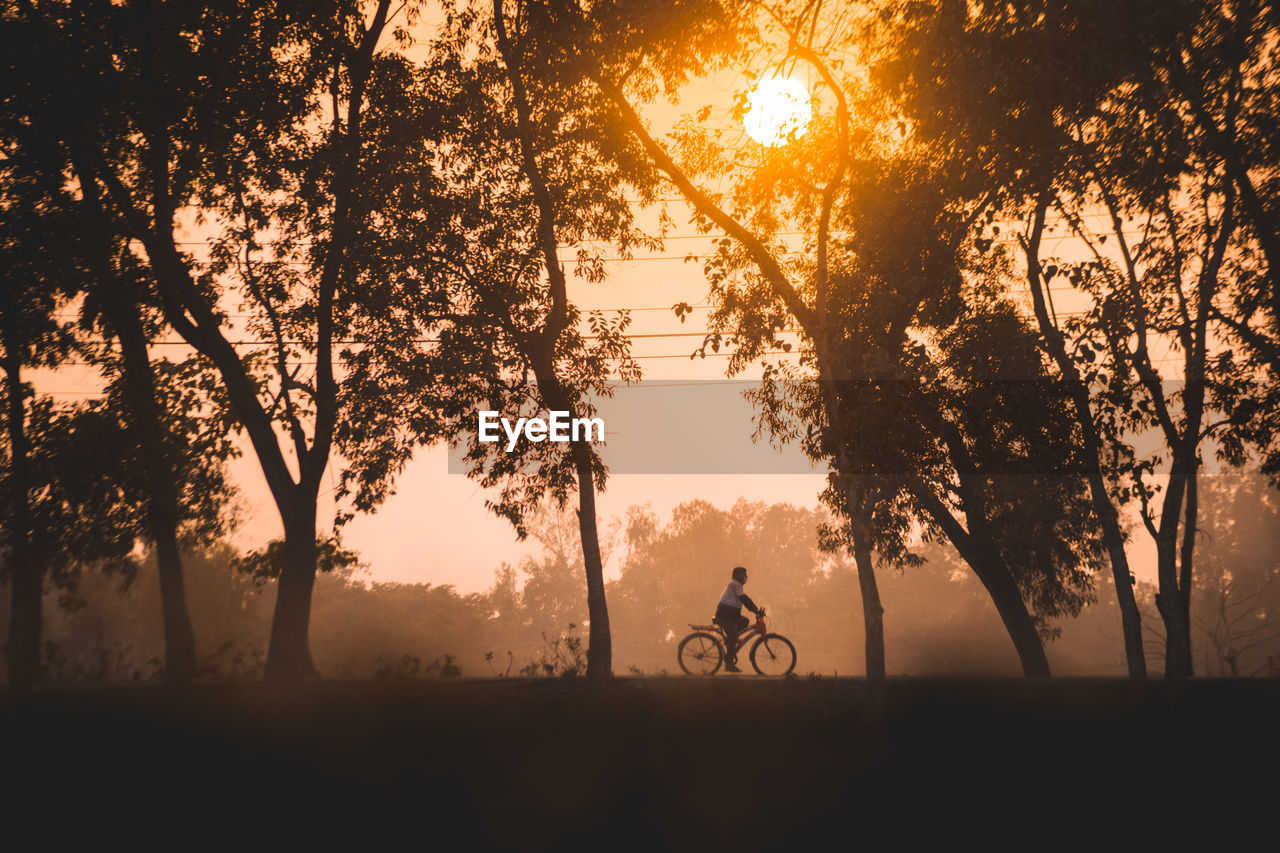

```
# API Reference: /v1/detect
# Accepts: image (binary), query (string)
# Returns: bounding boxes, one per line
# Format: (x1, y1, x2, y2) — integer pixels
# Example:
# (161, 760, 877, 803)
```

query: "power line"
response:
(166, 235, 1150, 262)
(32, 347, 1203, 399)
(158, 252, 807, 265)
(167, 223, 1152, 250)
(61, 349, 1202, 367)
(131, 327, 802, 347)
(631, 350, 800, 361)
(53, 303, 716, 321)
(171, 230, 806, 246)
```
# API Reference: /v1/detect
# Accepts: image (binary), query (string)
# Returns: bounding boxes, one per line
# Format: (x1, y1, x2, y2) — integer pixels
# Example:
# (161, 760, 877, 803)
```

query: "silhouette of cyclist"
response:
(713, 566, 763, 672)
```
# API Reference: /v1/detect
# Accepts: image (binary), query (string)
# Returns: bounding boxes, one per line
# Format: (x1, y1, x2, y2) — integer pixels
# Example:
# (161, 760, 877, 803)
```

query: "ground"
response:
(2, 677, 1277, 849)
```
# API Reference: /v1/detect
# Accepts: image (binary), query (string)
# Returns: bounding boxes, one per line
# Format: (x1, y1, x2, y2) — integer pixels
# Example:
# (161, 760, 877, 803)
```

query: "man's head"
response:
(732, 566, 748, 584)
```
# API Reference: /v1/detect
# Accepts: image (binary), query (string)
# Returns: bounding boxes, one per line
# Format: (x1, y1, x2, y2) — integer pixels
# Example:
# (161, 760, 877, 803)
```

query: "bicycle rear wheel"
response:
(749, 633, 796, 676)
(677, 632, 725, 676)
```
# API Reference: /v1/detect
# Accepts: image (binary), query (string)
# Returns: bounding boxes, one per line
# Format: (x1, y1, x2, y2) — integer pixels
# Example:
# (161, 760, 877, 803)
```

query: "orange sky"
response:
(27, 9, 1175, 597)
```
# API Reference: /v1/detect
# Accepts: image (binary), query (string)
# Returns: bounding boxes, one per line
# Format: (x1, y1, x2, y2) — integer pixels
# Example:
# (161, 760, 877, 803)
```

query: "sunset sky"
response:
(34, 202, 1169, 597)
(24, 5, 1183, 597)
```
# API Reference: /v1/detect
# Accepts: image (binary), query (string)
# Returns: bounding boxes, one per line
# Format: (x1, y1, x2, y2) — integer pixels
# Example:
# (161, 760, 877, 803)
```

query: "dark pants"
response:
(714, 604, 749, 664)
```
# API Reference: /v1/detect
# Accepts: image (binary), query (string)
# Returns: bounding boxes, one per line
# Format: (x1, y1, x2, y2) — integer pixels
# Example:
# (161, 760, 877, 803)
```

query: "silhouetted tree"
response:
(555, 0, 901, 690)
(1187, 474, 1280, 676)
(0, 150, 78, 690)
(875, 0, 1277, 687)
(0, 128, 237, 689)
(908, 286, 1104, 646)
(382, 0, 681, 679)
(1152, 1, 1280, 489)
(8, 0, 476, 680)
(1156, 1, 1280, 353)
(546, 0, 1107, 683)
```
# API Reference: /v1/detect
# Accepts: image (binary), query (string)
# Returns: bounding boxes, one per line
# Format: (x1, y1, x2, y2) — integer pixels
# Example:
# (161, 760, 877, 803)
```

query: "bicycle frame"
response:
(721, 616, 768, 655)
(685, 615, 767, 655)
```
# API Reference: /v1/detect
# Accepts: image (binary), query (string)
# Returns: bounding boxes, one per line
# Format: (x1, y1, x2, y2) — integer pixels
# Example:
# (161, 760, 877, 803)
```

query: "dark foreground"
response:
(2, 677, 1277, 848)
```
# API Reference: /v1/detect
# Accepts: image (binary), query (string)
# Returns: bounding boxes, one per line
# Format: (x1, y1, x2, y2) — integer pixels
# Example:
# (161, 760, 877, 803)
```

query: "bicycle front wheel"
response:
(749, 633, 796, 676)
(677, 632, 725, 676)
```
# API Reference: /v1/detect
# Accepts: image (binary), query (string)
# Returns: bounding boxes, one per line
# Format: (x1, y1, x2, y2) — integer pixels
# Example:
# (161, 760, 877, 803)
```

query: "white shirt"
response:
(719, 579, 747, 610)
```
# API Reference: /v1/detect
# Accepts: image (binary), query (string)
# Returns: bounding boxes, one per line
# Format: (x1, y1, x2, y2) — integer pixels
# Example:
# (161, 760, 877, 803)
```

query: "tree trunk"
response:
(1090, 467, 1148, 687)
(838, 475, 886, 684)
(826, 385, 887, 700)
(848, 507, 886, 686)
(1057, 369, 1149, 686)
(1177, 470, 1198, 678)
(1023, 200, 1147, 685)
(1158, 594, 1193, 685)
(493, 5, 614, 681)
(105, 288, 197, 683)
(66, 148, 198, 682)
(1156, 468, 1197, 685)
(264, 500, 319, 681)
(972, 548, 1051, 677)
(1155, 473, 1192, 688)
(572, 447, 612, 682)
(2, 340, 39, 693)
(152, 523, 196, 682)
(533, 369, 613, 682)
(956, 544, 1051, 677)
(911, 482, 1051, 676)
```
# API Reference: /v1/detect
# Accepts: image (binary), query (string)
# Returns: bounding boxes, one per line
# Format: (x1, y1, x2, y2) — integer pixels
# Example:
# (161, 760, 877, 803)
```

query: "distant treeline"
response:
(5, 478, 1274, 683)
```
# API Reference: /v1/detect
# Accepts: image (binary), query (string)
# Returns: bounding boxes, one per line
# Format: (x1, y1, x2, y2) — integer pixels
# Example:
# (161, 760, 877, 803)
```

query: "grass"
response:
(2, 677, 1276, 848)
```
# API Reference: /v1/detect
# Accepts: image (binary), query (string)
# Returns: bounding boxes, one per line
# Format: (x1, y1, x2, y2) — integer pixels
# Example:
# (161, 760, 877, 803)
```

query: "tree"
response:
(3, 4, 252, 683)
(1157, 0, 1280, 356)
(541, 0, 1107, 684)
(555, 0, 900, 689)
(1152, 1, 1280, 486)
(0, 146, 79, 690)
(10, 0, 469, 680)
(72, 197, 216, 684)
(482, 0, 625, 679)
(2, 381, 235, 684)
(1025, 176, 1237, 684)
(382, 0, 676, 679)
(1187, 474, 1280, 676)
(475, 504, 609, 666)
(874, 0, 1277, 688)
(909, 285, 1105, 652)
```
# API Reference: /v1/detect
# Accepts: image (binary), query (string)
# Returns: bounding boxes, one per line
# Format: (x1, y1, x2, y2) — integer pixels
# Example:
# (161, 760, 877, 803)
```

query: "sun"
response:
(743, 75, 812, 147)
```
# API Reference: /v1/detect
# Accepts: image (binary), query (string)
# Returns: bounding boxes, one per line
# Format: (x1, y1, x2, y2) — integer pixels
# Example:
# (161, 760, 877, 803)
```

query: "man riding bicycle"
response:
(714, 566, 763, 673)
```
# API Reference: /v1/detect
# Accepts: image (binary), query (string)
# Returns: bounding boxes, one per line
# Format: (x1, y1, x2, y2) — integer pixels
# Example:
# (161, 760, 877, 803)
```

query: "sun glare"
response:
(743, 75, 812, 147)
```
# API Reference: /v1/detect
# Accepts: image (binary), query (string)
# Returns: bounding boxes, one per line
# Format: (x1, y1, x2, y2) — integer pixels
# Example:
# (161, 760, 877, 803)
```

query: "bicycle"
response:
(677, 609, 796, 676)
